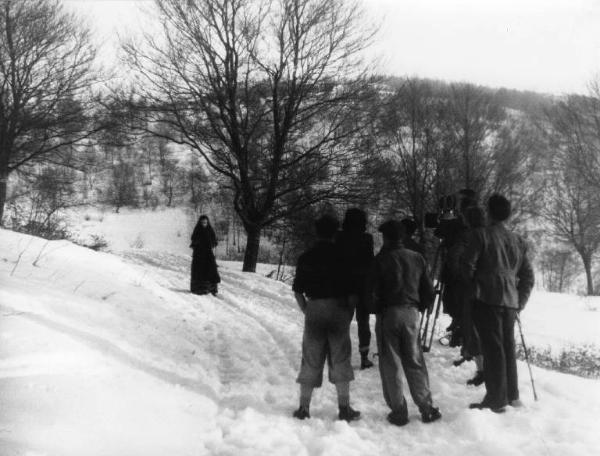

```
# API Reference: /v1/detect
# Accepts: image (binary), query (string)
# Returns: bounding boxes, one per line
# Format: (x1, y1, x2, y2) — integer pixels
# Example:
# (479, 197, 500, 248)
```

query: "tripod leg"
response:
(420, 311, 431, 350)
(425, 283, 444, 352)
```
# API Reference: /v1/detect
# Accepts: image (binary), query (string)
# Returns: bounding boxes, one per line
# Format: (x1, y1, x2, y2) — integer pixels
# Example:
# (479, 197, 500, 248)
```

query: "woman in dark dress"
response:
(190, 215, 220, 295)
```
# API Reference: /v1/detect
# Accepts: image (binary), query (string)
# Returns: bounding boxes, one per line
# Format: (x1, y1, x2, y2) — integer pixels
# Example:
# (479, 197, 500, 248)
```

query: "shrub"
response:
(516, 343, 600, 378)
(71, 234, 108, 251)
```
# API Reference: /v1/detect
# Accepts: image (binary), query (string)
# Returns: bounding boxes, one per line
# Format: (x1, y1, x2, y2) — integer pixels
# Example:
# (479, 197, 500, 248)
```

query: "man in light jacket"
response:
(462, 194, 535, 413)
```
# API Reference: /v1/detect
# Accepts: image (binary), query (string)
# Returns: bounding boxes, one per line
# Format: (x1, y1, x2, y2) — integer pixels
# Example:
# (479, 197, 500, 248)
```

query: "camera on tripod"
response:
(424, 193, 463, 245)
(419, 189, 478, 351)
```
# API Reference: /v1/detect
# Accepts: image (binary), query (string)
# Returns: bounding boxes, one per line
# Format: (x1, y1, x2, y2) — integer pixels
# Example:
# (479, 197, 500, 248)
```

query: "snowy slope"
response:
(1, 228, 600, 456)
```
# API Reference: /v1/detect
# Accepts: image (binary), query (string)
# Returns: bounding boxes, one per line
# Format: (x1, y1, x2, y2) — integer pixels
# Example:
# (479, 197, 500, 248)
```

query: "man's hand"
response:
(294, 292, 307, 314)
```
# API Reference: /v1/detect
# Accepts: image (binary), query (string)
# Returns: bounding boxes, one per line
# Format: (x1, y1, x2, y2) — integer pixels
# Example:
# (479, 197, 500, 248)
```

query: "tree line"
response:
(1, 0, 600, 294)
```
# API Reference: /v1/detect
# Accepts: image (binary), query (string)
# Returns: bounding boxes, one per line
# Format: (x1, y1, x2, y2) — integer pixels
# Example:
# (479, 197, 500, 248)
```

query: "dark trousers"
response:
(461, 298, 481, 358)
(472, 303, 519, 408)
(355, 297, 371, 353)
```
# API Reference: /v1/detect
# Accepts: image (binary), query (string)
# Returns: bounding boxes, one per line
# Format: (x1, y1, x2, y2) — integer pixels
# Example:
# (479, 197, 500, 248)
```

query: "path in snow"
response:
(1, 231, 600, 456)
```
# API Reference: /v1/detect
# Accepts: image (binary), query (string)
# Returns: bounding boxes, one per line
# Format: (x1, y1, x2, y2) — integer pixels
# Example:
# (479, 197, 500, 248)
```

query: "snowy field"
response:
(1, 216, 600, 455)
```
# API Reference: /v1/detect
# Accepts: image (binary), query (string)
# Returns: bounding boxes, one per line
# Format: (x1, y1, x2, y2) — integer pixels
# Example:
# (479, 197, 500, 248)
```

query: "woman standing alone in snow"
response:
(190, 215, 220, 295)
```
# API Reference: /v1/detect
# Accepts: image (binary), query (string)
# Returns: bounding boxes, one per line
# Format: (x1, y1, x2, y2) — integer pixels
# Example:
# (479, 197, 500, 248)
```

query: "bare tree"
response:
(551, 88, 600, 192)
(103, 145, 139, 213)
(11, 165, 77, 239)
(371, 78, 441, 232)
(539, 248, 577, 293)
(0, 0, 97, 223)
(122, 0, 374, 272)
(541, 162, 600, 295)
(486, 117, 545, 225)
(441, 83, 505, 195)
(543, 95, 600, 295)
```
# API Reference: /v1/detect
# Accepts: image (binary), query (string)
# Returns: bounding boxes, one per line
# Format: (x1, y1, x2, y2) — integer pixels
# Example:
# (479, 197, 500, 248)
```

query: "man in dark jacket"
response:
(292, 214, 360, 422)
(439, 194, 477, 347)
(462, 194, 535, 413)
(366, 220, 441, 426)
(335, 208, 375, 369)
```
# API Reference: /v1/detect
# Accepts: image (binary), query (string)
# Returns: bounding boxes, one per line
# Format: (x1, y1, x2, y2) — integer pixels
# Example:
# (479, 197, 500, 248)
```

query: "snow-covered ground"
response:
(66, 207, 199, 257)
(1, 226, 600, 456)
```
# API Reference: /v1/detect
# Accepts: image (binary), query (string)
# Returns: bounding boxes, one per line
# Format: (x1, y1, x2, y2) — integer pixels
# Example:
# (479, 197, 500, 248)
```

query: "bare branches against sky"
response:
(65, 0, 600, 95)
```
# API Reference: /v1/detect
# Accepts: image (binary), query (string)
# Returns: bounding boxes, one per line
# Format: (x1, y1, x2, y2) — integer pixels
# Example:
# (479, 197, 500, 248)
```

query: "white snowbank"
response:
(66, 206, 197, 256)
(1, 228, 600, 456)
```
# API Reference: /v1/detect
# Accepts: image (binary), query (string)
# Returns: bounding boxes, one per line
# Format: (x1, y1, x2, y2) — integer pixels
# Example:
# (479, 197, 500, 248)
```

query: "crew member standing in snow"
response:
(292, 214, 360, 422)
(190, 215, 220, 295)
(462, 194, 534, 413)
(334, 208, 375, 369)
(458, 205, 486, 386)
(366, 220, 441, 426)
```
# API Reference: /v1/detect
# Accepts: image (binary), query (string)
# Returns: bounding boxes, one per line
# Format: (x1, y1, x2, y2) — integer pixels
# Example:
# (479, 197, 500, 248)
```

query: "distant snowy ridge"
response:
(1, 229, 599, 456)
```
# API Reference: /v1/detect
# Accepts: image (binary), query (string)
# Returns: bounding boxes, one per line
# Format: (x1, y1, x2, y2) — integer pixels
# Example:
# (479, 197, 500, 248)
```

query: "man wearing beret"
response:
(366, 220, 441, 426)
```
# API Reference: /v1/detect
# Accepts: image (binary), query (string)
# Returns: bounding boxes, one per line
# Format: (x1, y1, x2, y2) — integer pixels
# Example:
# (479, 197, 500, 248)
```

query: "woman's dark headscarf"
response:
(342, 208, 367, 233)
(192, 215, 218, 249)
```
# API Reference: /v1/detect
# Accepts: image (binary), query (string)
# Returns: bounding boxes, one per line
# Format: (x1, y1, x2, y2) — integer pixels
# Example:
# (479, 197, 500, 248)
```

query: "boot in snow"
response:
(293, 406, 310, 420)
(469, 402, 506, 414)
(360, 352, 374, 370)
(338, 405, 361, 422)
(421, 407, 442, 423)
(387, 410, 409, 426)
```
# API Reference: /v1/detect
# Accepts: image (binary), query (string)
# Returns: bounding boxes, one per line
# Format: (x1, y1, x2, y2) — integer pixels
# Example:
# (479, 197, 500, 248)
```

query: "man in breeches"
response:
(292, 214, 360, 422)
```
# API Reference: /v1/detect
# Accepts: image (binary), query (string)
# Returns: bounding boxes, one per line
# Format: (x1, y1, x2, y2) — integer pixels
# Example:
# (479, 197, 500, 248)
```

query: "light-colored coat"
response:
(461, 222, 534, 310)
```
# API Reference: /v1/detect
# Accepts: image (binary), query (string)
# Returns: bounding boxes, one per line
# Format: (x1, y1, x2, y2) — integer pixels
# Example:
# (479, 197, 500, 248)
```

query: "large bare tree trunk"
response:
(242, 225, 262, 272)
(582, 253, 595, 295)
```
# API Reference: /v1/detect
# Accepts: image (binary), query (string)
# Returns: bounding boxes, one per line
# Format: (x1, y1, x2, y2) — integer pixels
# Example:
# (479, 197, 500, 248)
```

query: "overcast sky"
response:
(65, 0, 600, 95)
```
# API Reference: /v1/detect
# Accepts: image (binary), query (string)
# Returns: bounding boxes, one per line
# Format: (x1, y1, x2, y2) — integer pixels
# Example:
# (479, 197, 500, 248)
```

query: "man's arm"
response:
(364, 256, 382, 314)
(292, 254, 308, 313)
(517, 243, 535, 311)
(418, 258, 436, 314)
(460, 228, 483, 282)
(294, 292, 308, 314)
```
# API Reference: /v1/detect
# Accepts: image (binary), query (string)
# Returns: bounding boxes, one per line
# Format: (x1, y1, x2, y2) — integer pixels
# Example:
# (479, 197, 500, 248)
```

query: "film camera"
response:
(424, 192, 471, 245)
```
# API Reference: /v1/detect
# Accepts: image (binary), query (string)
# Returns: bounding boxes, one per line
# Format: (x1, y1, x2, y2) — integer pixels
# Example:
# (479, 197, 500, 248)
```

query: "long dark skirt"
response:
(190, 248, 221, 295)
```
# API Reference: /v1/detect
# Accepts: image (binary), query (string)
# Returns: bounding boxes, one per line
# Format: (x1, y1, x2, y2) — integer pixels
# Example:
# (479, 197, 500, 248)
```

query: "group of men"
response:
(291, 193, 535, 425)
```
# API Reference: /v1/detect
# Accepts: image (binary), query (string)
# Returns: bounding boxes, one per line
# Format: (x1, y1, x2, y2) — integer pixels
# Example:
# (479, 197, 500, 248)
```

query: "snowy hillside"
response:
(1, 228, 600, 456)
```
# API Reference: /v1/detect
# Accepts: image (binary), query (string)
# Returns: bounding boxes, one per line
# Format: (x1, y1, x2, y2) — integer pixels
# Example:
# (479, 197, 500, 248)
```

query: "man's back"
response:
(293, 241, 347, 299)
(369, 245, 434, 312)
(463, 223, 534, 309)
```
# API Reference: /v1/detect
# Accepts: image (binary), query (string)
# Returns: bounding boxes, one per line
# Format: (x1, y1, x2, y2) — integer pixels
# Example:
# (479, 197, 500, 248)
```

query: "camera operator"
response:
(457, 205, 486, 386)
(433, 189, 477, 348)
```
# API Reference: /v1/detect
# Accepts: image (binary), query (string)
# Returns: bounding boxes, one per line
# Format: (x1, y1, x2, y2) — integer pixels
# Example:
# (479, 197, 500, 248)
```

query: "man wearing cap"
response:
(366, 220, 441, 426)
(292, 214, 361, 422)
